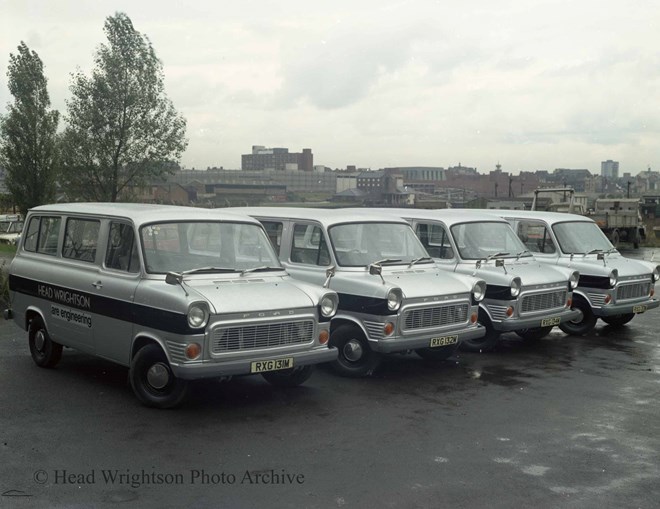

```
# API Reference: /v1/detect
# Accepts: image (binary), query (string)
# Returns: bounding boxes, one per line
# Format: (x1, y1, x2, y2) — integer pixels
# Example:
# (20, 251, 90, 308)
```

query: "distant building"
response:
(125, 183, 192, 205)
(166, 168, 336, 195)
(548, 168, 592, 192)
(383, 166, 446, 195)
(601, 160, 619, 179)
(242, 146, 313, 172)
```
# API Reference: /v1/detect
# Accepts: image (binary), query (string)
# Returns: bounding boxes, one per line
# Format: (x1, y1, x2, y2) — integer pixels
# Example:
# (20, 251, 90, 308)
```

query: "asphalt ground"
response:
(1, 248, 659, 508)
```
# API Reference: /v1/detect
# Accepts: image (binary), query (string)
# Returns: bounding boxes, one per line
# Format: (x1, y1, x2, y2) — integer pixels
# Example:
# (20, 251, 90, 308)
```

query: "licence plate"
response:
(429, 335, 458, 348)
(541, 317, 561, 327)
(250, 357, 294, 373)
(632, 305, 647, 314)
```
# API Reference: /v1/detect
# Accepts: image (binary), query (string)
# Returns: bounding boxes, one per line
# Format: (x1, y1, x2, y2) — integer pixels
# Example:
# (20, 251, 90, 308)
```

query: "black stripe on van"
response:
(337, 293, 396, 315)
(9, 275, 196, 335)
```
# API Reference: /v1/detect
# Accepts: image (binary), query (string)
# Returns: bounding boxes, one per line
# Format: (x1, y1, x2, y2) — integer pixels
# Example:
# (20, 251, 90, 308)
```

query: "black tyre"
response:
(129, 344, 188, 409)
(558, 297, 597, 336)
(515, 326, 553, 342)
(601, 313, 635, 327)
(415, 343, 458, 361)
(28, 316, 63, 368)
(329, 324, 380, 377)
(459, 311, 500, 352)
(262, 365, 314, 387)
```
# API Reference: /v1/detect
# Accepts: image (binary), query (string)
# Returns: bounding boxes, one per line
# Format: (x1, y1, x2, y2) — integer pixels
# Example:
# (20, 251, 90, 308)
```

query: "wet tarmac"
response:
(0, 248, 659, 508)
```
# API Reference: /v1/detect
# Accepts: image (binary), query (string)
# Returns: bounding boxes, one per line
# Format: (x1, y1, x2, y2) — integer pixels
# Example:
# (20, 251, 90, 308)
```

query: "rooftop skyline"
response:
(2, 1, 659, 174)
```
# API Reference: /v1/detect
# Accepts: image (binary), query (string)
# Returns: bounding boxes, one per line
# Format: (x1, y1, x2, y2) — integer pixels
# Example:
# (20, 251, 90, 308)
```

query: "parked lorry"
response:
(588, 198, 645, 248)
(530, 188, 645, 248)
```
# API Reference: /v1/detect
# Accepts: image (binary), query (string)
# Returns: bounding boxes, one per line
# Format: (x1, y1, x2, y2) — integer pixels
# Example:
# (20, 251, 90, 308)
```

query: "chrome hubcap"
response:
(571, 309, 584, 323)
(343, 339, 363, 362)
(146, 363, 170, 390)
(35, 330, 46, 352)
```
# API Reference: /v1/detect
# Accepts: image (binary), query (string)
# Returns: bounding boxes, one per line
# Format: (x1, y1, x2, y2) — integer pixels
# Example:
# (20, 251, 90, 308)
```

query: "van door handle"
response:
(92, 281, 103, 289)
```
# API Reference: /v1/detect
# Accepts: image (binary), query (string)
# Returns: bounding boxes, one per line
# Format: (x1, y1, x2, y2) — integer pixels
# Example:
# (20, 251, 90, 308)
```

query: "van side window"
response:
(261, 221, 283, 255)
(517, 221, 556, 254)
(416, 223, 454, 259)
(24, 216, 62, 255)
(291, 224, 330, 266)
(23, 216, 41, 252)
(63, 218, 100, 262)
(106, 222, 139, 272)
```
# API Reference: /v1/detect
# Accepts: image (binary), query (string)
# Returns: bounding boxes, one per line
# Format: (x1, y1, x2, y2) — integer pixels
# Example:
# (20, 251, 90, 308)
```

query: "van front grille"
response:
(211, 320, 314, 353)
(616, 283, 650, 301)
(403, 304, 469, 330)
(521, 290, 566, 314)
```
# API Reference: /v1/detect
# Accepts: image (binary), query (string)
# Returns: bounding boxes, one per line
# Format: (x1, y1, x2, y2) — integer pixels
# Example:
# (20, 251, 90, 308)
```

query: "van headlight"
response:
(569, 271, 579, 290)
(387, 288, 403, 311)
(187, 302, 209, 329)
(320, 293, 338, 318)
(472, 280, 486, 303)
(653, 266, 660, 282)
(510, 277, 522, 298)
(609, 269, 618, 288)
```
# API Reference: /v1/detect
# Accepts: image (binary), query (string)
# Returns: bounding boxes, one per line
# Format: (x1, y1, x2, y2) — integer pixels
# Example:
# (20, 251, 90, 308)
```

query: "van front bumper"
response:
(369, 324, 485, 354)
(494, 308, 581, 332)
(594, 298, 660, 317)
(169, 347, 338, 380)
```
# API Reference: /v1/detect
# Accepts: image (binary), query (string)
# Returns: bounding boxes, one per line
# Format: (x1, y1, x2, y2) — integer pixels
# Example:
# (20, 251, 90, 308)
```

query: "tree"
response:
(60, 12, 187, 202)
(0, 42, 60, 216)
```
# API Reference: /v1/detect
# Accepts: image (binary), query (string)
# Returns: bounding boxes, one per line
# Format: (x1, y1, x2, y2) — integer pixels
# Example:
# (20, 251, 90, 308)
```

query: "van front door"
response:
(93, 222, 141, 365)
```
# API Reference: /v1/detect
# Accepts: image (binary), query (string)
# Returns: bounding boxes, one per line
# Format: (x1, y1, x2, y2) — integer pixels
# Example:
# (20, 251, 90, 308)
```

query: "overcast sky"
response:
(2, 0, 659, 175)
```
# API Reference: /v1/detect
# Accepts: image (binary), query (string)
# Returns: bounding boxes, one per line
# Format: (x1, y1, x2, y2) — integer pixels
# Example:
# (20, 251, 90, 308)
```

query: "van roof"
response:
(482, 209, 595, 224)
(28, 203, 261, 227)
(359, 207, 512, 226)
(231, 207, 410, 228)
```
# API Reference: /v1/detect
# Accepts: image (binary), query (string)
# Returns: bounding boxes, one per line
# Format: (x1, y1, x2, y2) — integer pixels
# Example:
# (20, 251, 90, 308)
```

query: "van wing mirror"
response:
(368, 263, 386, 285)
(166, 272, 183, 285)
(369, 264, 382, 276)
(323, 266, 336, 288)
(165, 271, 189, 296)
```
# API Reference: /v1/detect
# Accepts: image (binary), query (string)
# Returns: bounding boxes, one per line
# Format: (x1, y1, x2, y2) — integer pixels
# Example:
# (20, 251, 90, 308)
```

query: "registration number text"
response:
(250, 358, 293, 373)
(541, 317, 561, 327)
(430, 335, 458, 348)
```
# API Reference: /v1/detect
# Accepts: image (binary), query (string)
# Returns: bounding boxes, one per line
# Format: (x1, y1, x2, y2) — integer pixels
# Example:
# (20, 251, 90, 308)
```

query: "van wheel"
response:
(329, 324, 380, 377)
(601, 313, 635, 327)
(558, 297, 596, 336)
(28, 316, 63, 368)
(415, 344, 458, 361)
(515, 326, 553, 341)
(460, 311, 500, 352)
(130, 344, 188, 409)
(262, 365, 314, 387)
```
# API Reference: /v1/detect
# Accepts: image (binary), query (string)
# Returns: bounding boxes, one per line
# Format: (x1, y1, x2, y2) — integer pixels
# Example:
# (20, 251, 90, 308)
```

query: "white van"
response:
(368, 208, 580, 351)
(235, 207, 487, 376)
(4, 203, 338, 408)
(491, 210, 659, 334)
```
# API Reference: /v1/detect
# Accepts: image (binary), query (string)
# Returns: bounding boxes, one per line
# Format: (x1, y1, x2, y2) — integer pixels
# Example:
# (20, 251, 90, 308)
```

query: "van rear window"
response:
(23, 216, 61, 255)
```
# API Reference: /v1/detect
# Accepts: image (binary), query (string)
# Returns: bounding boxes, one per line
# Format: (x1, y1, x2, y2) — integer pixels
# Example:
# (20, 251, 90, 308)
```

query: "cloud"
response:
(275, 22, 422, 109)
